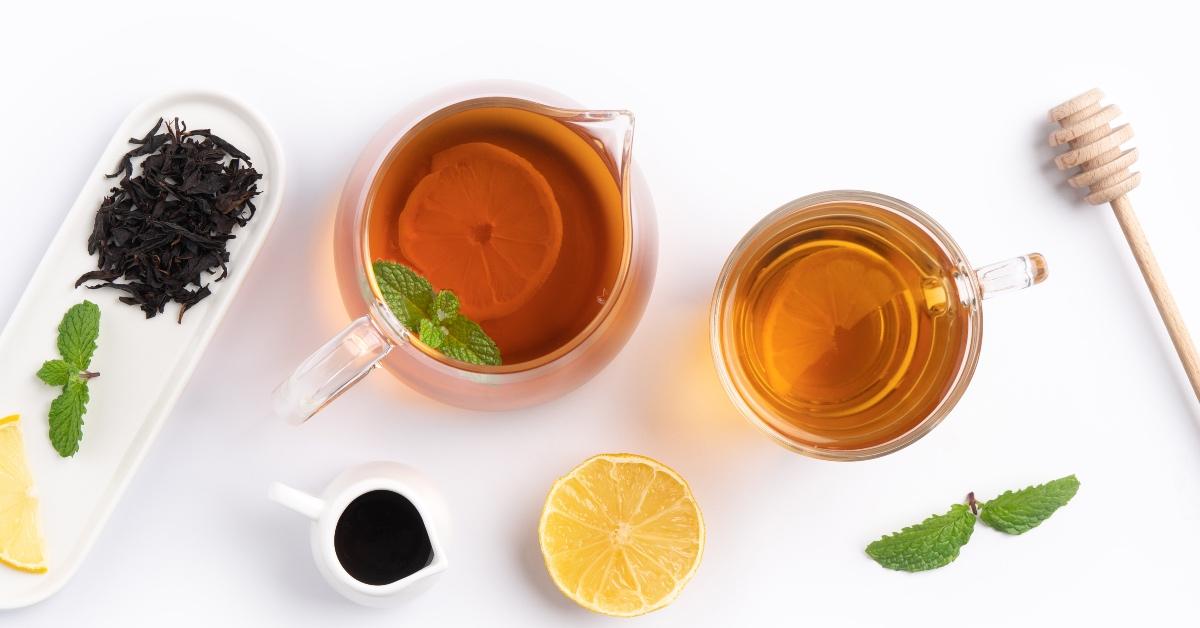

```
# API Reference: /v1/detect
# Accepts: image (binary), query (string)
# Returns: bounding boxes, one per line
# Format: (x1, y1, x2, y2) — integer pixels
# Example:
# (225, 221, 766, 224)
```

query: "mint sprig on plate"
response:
(37, 300, 101, 457)
(866, 475, 1080, 572)
(373, 260, 501, 366)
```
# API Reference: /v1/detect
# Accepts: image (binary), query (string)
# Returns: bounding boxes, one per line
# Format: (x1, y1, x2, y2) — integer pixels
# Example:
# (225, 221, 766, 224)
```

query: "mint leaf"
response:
(373, 260, 502, 366)
(373, 261, 434, 329)
(418, 319, 445, 349)
(49, 379, 89, 457)
(37, 359, 73, 386)
(433, 290, 459, 321)
(979, 475, 1080, 535)
(866, 503, 976, 572)
(441, 315, 502, 366)
(58, 300, 100, 369)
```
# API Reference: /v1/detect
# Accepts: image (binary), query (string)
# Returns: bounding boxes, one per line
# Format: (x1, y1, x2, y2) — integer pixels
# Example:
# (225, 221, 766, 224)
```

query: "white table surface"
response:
(3, 2, 1198, 625)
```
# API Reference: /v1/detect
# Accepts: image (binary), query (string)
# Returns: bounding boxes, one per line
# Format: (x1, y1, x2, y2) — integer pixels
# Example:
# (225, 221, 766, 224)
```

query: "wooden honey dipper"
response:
(1049, 88, 1200, 402)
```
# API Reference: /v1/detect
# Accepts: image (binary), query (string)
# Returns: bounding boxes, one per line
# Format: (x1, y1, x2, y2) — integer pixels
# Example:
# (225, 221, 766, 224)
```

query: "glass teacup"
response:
(275, 82, 657, 423)
(710, 191, 1046, 460)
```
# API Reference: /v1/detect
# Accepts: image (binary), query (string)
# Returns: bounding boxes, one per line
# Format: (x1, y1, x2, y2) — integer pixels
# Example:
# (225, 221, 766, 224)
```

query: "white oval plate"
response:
(0, 90, 285, 608)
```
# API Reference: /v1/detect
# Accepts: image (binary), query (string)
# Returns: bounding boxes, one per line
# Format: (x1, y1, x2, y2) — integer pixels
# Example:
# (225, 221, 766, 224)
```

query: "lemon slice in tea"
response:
(0, 414, 47, 574)
(759, 246, 907, 398)
(538, 453, 704, 617)
(397, 142, 563, 321)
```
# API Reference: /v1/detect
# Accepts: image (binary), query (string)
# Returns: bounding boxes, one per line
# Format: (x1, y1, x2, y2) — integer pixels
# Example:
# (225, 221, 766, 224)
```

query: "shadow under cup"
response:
(710, 191, 1047, 460)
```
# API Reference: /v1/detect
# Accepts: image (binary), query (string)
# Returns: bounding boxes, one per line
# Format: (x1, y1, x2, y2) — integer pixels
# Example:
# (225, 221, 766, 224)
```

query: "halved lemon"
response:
(538, 453, 704, 617)
(0, 414, 47, 574)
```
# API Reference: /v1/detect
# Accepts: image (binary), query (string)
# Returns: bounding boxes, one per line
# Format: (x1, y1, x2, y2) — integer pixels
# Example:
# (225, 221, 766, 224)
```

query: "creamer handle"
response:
(268, 483, 325, 520)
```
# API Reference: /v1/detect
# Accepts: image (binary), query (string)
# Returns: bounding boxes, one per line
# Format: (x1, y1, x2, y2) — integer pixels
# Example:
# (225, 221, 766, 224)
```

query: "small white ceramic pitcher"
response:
(268, 462, 449, 606)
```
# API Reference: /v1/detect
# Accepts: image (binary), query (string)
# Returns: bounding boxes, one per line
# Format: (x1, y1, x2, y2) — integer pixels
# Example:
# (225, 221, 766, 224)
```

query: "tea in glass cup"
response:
(711, 191, 1046, 460)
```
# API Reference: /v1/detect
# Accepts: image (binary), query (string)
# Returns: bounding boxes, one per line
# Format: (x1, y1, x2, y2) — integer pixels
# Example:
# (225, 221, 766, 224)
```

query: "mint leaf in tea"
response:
(373, 260, 435, 330)
(373, 260, 501, 366)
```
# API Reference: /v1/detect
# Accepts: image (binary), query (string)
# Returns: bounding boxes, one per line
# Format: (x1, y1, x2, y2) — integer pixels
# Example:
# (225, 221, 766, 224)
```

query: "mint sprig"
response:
(37, 300, 101, 457)
(373, 261, 501, 366)
(866, 475, 1080, 572)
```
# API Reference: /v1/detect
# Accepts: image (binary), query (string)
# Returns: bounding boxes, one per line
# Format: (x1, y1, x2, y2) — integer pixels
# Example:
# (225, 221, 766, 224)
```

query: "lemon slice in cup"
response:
(538, 453, 704, 616)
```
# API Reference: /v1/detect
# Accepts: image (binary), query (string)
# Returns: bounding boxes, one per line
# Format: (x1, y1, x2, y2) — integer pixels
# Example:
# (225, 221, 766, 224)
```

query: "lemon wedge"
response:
(0, 414, 47, 574)
(538, 453, 704, 616)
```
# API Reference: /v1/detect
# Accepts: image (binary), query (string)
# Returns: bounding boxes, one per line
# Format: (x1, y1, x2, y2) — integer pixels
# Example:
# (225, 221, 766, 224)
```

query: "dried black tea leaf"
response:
(77, 118, 262, 322)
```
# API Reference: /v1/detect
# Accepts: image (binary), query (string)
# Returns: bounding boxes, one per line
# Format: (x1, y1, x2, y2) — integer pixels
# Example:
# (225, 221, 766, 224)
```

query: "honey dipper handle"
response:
(1110, 196, 1200, 399)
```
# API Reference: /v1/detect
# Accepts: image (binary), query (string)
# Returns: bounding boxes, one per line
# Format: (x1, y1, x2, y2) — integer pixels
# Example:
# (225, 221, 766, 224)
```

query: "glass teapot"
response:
(274, 82, 657, 423)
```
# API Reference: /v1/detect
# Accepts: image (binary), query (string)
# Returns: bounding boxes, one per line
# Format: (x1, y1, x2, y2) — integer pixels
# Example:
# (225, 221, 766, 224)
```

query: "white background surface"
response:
(3, 2, 1198, 626)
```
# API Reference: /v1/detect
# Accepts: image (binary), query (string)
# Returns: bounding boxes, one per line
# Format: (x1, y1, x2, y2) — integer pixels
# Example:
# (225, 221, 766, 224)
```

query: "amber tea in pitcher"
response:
(368, 105, 627, 364)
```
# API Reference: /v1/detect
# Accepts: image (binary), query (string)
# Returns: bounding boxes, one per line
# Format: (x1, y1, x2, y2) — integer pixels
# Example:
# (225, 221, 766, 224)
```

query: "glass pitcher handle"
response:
(975, 253, 1049, 299)
(272, 316, 393, 424)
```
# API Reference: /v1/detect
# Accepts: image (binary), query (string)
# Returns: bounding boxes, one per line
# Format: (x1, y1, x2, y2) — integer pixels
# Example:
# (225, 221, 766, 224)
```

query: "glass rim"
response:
(355, 95, 637, 378)
(709, 190, 985, 461)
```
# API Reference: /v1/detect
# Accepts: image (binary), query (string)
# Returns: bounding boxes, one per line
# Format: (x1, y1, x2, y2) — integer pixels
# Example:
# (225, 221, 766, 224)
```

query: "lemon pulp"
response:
(538, 453, 704, 617)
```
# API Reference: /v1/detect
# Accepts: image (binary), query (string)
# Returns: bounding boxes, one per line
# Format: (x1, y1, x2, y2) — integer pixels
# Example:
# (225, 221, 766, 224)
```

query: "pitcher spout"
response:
(561, 109, 635, 184)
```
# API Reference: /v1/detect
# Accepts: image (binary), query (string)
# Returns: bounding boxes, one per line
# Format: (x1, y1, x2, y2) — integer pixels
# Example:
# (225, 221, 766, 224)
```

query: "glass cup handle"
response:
(975, 253, 1049, 299)
(272, 316, 393, 425)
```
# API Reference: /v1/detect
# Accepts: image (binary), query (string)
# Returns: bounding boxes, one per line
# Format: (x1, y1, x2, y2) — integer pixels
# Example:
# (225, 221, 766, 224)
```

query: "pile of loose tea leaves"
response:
(76, 117, 262, 322)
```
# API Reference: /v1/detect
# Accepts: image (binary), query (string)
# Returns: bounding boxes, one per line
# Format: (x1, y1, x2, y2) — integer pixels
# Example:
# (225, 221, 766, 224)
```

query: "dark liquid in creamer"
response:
(333, 490, 433, 585)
